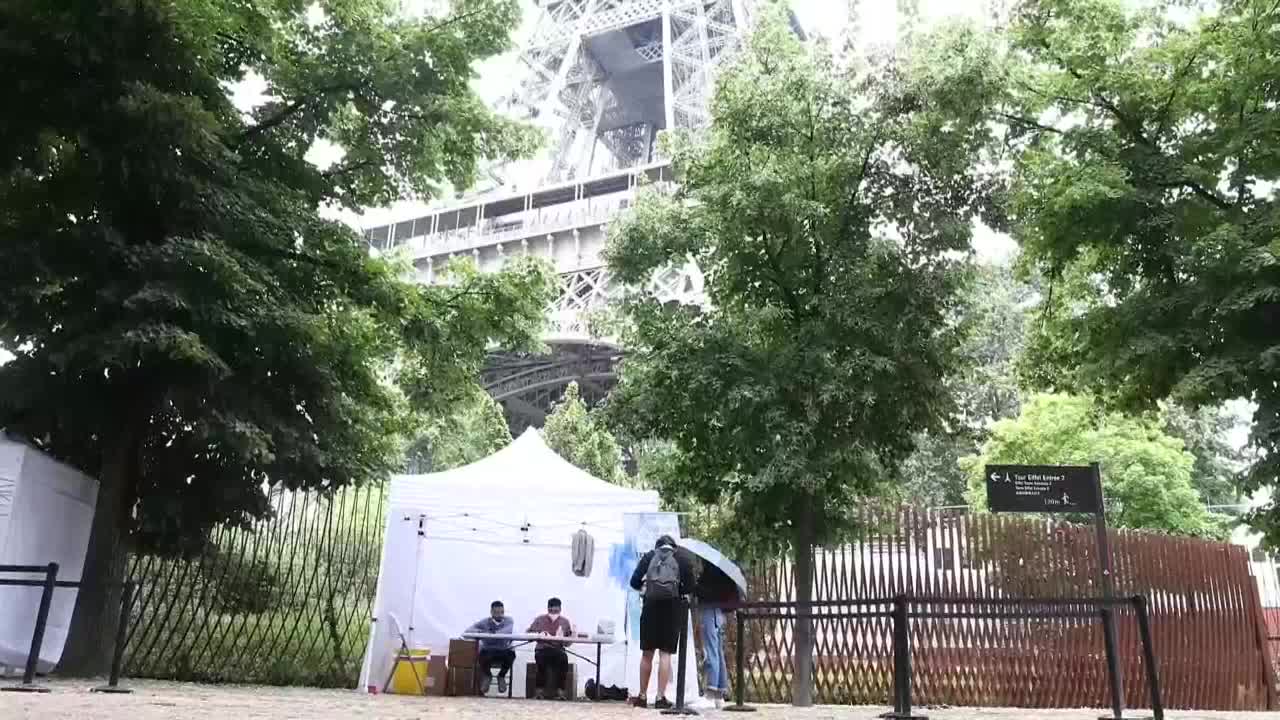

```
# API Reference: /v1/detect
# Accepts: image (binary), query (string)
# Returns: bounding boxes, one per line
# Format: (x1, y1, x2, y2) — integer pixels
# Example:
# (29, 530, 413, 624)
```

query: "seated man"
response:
(526, 596, 573, 700)
(465, 600, 515, 694)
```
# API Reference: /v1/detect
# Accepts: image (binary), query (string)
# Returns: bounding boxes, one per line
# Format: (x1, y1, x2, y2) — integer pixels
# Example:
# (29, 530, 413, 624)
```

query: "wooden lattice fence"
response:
(122, 485, 385, 687)
(719, 509, 1277, 711)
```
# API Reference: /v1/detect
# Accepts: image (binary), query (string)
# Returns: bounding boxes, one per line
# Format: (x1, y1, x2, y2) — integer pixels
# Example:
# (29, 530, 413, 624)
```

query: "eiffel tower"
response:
(365, 0, 778, 432)
(519, 0, 763, 181)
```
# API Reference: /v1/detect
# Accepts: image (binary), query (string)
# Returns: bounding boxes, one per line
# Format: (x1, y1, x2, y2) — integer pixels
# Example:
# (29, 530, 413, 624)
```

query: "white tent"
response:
(0, 436, 98, 673)
(357, 429, 701, 703)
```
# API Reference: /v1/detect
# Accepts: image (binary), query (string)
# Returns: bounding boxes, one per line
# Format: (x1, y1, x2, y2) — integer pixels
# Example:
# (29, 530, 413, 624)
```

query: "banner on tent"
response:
(621, 512, 681, 645)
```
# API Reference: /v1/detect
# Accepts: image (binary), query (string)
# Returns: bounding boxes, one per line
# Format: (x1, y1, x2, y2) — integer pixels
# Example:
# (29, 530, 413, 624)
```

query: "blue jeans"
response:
(698, 606, 729, 693)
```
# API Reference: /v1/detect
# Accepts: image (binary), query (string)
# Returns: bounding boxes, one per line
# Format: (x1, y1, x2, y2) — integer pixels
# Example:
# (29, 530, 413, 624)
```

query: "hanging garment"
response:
(571, 529, 595, 577)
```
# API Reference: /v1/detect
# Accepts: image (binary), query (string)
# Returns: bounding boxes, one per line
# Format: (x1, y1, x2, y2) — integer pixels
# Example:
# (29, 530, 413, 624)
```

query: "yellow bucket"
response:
(389, 647, 431, 695)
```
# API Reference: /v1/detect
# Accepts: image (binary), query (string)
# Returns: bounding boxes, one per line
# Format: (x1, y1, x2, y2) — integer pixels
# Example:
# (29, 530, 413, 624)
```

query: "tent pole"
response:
(407, 515, 426, 648)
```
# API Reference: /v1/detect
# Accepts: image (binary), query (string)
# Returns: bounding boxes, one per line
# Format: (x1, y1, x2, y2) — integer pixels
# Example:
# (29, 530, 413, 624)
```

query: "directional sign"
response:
(984, 464, 1102, 514)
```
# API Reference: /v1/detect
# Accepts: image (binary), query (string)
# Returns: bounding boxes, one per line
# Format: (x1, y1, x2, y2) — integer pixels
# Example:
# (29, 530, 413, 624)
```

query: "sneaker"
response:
(497, 677, 507, 695)
(535, 689, 546, 700)
(653, 697, 672, 709)
(556, 690, 567, 701)
(631, 697, 648, 709)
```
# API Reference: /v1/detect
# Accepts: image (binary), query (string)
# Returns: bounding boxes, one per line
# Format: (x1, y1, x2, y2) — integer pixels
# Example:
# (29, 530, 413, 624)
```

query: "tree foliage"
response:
(0, 0, 553, 671)
(962, 393, 1226, 539)
(542, 381, 628, 485)
(900, 261, 1036, 506)
(406, 382, 512, 473)
(605, 8, 1005, 704)
(1159, 402, 1246, 508)
(1000, 0, 1280, 544)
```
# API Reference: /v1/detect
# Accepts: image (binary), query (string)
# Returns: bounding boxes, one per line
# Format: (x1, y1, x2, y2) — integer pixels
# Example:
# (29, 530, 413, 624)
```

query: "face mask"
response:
(548, 611, 560, 619)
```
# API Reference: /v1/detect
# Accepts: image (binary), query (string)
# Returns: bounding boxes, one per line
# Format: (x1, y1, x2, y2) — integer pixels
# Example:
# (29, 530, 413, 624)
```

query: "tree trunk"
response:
(57, 429, 137, 676)
(792, 492, 816, 707)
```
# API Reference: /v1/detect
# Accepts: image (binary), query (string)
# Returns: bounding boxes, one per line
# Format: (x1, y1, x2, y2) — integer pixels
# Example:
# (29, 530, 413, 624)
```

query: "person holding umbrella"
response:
(693, 561, 739, 706)
(681, 538, 748, 709)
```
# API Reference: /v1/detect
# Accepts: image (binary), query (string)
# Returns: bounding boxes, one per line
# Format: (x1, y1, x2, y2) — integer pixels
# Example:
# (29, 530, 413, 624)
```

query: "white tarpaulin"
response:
(0, 436, 98, 673)
(357, 429, 702, 703)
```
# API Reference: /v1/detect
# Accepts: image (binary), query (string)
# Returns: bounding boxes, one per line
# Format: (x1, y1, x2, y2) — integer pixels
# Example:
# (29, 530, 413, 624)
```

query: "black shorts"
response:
(639, 597, 681, 653)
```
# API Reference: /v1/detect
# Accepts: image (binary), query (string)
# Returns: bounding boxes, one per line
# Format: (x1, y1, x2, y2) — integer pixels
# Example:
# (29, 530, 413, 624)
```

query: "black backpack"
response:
(644, 546, 680, 600)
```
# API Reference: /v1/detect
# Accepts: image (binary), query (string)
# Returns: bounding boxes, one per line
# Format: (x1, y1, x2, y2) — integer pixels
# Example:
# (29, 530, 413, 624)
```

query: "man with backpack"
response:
(628, 534, 694, 709)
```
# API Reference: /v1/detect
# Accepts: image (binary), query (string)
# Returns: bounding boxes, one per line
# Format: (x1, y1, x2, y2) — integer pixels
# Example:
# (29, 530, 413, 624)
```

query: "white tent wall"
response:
(0, 437, 98, 673)
(358, 430, 701, 703)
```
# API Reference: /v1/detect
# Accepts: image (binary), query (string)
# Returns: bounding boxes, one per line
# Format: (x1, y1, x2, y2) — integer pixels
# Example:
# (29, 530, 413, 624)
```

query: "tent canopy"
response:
(359, 429, 697, 701)
(390, 428, 660, 516)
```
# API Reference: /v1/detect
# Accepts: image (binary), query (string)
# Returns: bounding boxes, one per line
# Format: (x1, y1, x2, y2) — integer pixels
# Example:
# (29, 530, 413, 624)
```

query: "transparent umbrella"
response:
(679, 538, 748, 600)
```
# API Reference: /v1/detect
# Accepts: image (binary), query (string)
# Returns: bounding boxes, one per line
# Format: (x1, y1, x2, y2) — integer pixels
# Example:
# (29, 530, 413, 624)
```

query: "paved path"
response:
(0, 680, 1269, 719)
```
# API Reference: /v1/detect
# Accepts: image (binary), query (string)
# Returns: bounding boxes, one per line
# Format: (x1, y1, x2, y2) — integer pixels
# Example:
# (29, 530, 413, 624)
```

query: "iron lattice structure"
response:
(364, 0, 774, 430)
(483, 262, 701, 433)
(471, 0, 761, 428)
(517, 0, 759, 182)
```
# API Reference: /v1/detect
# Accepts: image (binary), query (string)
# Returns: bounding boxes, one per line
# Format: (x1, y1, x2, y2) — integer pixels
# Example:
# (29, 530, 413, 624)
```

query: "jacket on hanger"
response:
(571, 528, 594, 577)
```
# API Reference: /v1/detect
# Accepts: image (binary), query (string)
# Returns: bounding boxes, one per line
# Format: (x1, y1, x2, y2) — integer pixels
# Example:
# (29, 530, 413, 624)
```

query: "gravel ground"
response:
(0, 679, 1270, 720)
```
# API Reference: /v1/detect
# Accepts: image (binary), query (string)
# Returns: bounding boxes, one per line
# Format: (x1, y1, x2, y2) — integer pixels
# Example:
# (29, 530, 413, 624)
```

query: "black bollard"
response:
(1099, 604, 1126, 720)
(724, 609, 756, 712)
(1132, 596, 1163, 720)
(93, 581, 135, 694)
(3, 563, 58, 694)
(661, 597, 698, 716)
(880, 595, 926, 720)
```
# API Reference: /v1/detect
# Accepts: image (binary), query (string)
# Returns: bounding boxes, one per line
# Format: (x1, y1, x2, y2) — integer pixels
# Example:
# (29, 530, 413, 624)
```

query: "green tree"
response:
(627, 438, 756, 556)
(406, 383, 512, 473)
(999, 0, 1280, 544)
(961, 394, 1224, 538)
(0, 0, 552, 671)
(900, 261, 1037, 506)
(899, 431, 979, 509)
(605, 10, 1004, 704)
(543, 382, 628, 484)
(1159, 403, 1245, 508)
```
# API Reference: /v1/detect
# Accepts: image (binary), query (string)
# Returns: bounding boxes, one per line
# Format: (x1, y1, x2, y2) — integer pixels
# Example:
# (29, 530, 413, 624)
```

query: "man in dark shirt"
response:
(628, 534, 694, 709)
(464, 600, 515, 694)
(693, 563, 740, 706)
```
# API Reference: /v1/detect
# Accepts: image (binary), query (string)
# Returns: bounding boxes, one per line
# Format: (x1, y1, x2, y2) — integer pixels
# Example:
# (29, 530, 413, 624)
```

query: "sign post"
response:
(1090, 462, 1126, 720)
(985, 463, 1137, 720)
(984, 464, 1100, 515)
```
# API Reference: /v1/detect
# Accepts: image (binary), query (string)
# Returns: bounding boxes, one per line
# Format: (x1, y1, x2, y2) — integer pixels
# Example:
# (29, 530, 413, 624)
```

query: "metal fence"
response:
(121, 494, 1277, 709)
(1254, 550, 1280, 682)
(723, 508, 1278, 711)
(123, 484, 385, 687)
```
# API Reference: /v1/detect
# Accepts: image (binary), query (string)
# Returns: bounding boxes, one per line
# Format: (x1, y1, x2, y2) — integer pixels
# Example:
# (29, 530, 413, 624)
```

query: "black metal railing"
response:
(722, 594, 1164, 720)
(0, 563, 136, 694)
